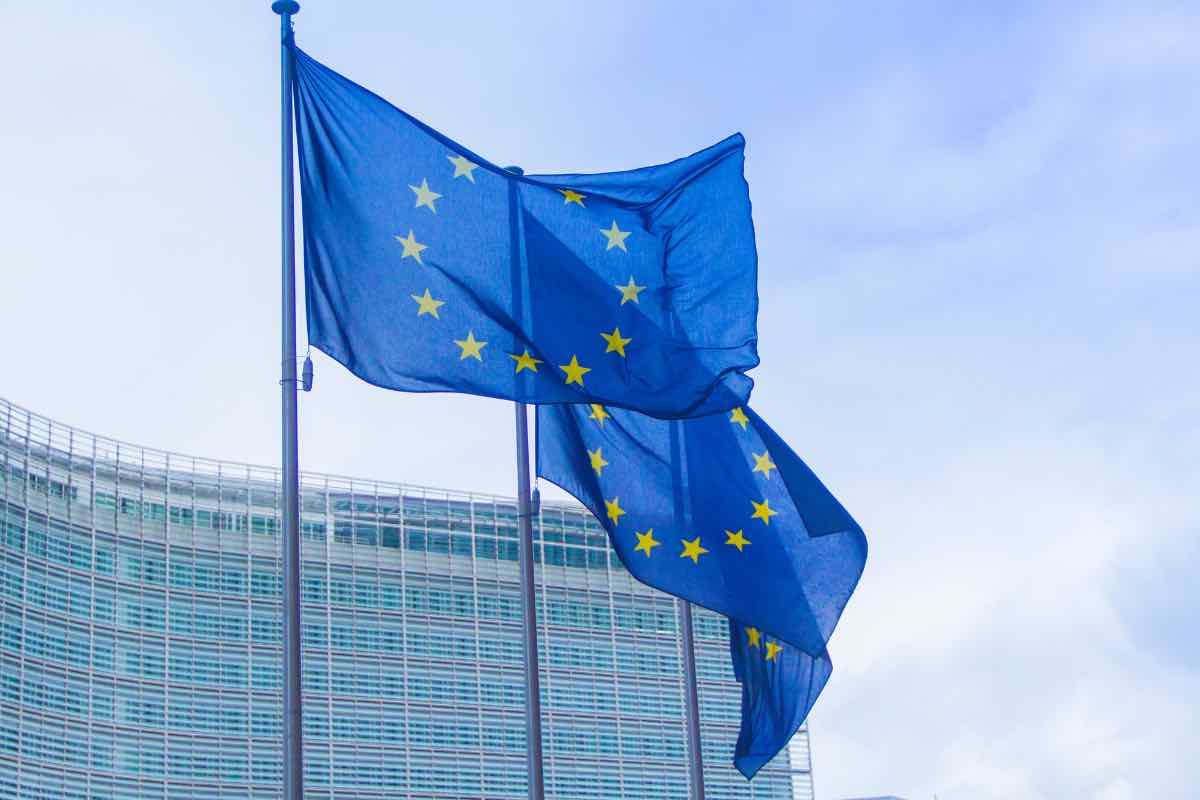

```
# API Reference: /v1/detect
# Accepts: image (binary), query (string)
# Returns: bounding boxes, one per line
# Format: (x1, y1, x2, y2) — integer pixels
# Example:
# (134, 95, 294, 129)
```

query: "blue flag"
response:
(292, 47, 759, 418)
(728, 620, 831, 779)
(535, 402, 867, 658)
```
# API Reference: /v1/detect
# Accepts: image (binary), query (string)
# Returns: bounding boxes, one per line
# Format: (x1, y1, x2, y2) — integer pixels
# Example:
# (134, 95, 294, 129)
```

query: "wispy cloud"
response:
(0, 3, 1195, 798)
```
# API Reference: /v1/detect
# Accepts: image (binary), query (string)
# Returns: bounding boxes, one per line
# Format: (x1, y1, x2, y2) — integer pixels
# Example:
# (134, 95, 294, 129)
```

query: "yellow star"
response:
(588, 447, 609, 477)
(600, 327, 632, 357)
(395, 230, 428, 264)
(588, 404, 610, 427)
(559, 355, 591, 386)
(614, 276, 646, 305)
(724, 529, 751, 552)
(605, 497, 625, 527)
(751, 498, 778, 525)
(679, 537, 708, 564)
(746, 627, 762, 648)
(600, 220, 631, 252)
(765, 641, 783, 661)
(634, 529, 660, 557)
(558, 188, 586, 206)
(729, 407, 750, 430)
(510, 350, 542, 374)
(410, 288, 444, 319)
(453, 330, 487, 361)
(409, 178, 442, 213)
(752, 451, 777, 479)
(447, 153, 479, 182)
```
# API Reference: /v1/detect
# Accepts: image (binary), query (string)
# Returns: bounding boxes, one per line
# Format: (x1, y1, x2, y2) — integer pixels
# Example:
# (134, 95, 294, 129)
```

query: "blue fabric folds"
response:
(724, 618, 830, 782)
(728, 621, 832, 779)
(292, 47, 759, 418)
(536, 402, 866, 776)
(536, 403, 867, 656)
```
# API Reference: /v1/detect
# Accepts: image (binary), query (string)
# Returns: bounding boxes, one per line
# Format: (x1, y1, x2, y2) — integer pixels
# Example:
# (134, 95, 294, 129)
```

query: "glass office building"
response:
(0, 396, 812, 799)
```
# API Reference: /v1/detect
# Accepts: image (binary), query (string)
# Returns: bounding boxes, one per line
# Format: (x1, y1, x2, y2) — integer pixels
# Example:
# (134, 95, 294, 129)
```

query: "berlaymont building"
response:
(0, 396, 813, 799)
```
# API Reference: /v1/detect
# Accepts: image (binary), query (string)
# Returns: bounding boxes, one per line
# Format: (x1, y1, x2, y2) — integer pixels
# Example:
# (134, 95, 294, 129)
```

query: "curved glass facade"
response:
(0, 397, 812, 799)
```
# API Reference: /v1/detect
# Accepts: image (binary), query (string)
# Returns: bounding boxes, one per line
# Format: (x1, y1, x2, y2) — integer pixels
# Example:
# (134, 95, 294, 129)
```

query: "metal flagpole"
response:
(272, 3, 304, 799)
(514, 401, 546, 800)
(678, 599, 707, 800)
(669, 415, 705, 799)
(506, 164, 547, 800)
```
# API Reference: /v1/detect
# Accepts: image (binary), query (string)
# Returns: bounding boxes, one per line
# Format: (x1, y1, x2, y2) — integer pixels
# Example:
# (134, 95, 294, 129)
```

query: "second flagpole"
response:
(514, 400, 547, 800)
(507, 164, 547, 800)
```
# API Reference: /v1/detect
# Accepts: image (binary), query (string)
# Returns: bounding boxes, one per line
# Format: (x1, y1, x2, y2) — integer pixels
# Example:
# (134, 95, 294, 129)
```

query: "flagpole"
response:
(669, 416, 706, 800)
(514, 400, 546, 800)
(505, 164, 547, 800)
(271, 3, 304, 800)
(678, 599, 707, 800)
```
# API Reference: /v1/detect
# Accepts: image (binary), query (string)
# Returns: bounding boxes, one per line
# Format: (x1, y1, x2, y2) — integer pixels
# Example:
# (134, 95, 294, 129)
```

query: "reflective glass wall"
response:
(0, 397, 812, 799)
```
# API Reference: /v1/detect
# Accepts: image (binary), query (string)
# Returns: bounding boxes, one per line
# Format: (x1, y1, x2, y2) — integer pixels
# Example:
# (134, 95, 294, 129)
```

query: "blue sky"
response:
(2, 2, 1197, 797)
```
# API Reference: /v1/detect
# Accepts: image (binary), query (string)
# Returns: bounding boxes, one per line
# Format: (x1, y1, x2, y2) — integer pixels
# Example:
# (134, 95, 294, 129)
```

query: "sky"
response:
(2, 2, 1198, 798)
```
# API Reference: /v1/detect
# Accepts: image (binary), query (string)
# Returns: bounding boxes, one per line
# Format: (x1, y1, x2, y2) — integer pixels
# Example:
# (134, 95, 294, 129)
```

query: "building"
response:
(0, 396, 813, 799)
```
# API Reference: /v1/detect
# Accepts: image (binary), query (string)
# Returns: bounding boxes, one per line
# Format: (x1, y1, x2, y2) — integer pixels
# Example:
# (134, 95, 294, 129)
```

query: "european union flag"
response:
(728, 620, 831, 779)
(535, 402, 867, 659)
(292, 47, 759, 418)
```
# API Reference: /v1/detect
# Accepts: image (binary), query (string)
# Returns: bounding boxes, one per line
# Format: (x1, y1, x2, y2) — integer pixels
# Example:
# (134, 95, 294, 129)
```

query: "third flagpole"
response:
(670, 417, 706, 800)
(679, 599, 707, 800)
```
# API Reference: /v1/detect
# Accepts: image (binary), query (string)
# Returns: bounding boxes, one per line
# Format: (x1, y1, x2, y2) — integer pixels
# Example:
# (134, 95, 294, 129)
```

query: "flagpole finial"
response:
(271, 1, 300, 14)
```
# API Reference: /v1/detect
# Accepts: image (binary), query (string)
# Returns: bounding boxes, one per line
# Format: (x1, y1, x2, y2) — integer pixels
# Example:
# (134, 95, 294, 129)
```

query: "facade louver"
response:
(0, 397, 812, 799)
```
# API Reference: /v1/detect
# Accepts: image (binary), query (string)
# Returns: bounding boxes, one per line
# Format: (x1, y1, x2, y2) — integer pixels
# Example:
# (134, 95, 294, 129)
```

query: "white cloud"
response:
(1, 4, 1196, 799)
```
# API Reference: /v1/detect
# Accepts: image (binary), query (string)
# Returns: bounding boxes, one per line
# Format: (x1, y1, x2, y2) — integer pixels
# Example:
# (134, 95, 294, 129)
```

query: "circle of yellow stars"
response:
(581, 403, 790, 666)
(390, 151, 782, 662)
(590, 406, 778, 560)
(392, 156, 649, 399)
